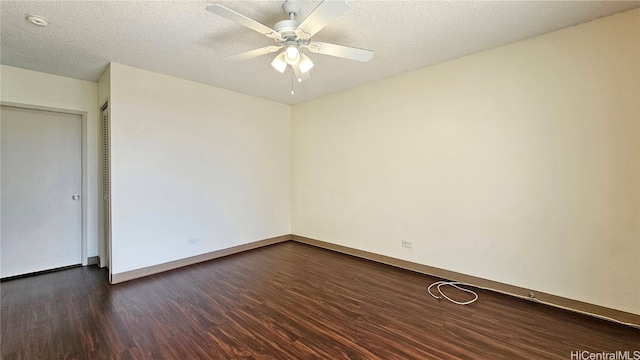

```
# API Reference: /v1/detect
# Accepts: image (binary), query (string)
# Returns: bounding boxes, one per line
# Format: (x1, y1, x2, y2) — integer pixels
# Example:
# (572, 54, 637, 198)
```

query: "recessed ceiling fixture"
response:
(206, 0, 373, 84)
(26, 14, 48, 27)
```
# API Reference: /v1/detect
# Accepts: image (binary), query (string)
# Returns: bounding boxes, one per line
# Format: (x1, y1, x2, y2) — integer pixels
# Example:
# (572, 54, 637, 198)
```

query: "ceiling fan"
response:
(206, 0, 373, 83)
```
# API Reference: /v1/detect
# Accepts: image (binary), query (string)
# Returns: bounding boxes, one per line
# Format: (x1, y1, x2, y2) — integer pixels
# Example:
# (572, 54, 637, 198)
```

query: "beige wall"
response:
(292, 9, 640, 314)
(0, 65, 100, 259)
(109, 63, 291, 275)
(98, 64, 110, 108)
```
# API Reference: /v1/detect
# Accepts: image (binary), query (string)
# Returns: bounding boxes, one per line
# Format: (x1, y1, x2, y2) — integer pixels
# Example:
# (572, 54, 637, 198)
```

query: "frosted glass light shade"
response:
(271, 53, 287, 73)
(299, 53, 314, 73)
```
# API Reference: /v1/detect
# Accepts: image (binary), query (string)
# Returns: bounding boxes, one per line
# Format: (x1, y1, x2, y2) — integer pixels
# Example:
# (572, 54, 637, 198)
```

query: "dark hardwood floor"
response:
(1, 241, 638, 359)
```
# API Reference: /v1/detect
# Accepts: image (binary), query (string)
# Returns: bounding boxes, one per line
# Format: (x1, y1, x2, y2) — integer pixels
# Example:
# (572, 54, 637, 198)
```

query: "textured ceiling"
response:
(1, 1, 638, 105)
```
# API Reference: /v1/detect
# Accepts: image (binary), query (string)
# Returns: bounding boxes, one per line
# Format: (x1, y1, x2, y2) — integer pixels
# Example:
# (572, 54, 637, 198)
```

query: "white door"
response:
(1, 106, 82, 278)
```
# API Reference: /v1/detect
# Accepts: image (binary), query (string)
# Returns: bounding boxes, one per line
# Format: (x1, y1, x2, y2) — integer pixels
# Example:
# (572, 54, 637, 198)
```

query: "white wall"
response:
(109, 63, 291, 275)
(0, 65, 100, 259)
(98, 64, 110, 108)
(292, 9, 640, 315)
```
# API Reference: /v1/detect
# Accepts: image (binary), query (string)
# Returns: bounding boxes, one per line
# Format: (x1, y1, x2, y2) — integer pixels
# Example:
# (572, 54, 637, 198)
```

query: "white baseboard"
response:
(292, 234, 640, 328)
(110, 235, 291, 284)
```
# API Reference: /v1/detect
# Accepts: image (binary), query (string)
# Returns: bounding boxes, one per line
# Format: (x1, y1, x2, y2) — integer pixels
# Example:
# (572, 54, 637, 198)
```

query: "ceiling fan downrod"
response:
(283, 0, 301, 20)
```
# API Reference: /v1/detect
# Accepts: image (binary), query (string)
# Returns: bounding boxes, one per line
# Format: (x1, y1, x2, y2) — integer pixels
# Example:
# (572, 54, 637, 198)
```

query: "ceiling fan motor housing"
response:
(274, 19, 301, 40)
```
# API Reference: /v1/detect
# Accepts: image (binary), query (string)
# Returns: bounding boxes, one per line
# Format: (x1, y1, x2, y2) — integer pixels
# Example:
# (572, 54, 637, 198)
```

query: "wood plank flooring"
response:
(2, 241, 638, 359)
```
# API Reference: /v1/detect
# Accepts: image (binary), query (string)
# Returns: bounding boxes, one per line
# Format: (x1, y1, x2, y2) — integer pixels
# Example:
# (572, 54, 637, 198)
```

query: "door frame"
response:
(1, 101, 89, 266)
(99, 99, 112, 278)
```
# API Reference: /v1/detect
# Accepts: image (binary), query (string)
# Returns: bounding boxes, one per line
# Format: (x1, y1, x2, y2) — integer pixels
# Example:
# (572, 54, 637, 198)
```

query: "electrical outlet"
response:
(187, 238, 197, 245)
(402, 240, 413, 249)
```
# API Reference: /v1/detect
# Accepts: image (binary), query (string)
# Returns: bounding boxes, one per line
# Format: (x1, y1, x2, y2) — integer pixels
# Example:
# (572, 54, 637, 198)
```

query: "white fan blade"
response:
(292, 63, 302, 81)
(296, 0, 350, 39)
(300, 69, 311, 81)
(292, 63, 312, 82)
(206, 4, 281, 40)
(307, 41, 373, 62)
(226, 46, 283, 61)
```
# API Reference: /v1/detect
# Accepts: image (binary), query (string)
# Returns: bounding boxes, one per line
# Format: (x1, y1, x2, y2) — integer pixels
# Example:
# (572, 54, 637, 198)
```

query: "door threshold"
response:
(1, 264, 83, 282)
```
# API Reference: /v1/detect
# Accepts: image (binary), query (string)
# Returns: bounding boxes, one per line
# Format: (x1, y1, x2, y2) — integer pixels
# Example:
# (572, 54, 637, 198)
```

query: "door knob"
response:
(72, 194, 80, 200)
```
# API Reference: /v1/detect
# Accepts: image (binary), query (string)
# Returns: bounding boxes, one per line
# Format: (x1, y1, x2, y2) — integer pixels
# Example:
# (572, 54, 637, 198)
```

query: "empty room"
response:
(1, 1, 639, 359)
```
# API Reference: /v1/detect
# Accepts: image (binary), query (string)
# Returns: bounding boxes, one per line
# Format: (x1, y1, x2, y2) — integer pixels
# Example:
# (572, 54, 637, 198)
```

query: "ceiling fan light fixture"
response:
(271, 53, 287, 73)
(284, 45, 300, 65)
(299, 53, 314, 73)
